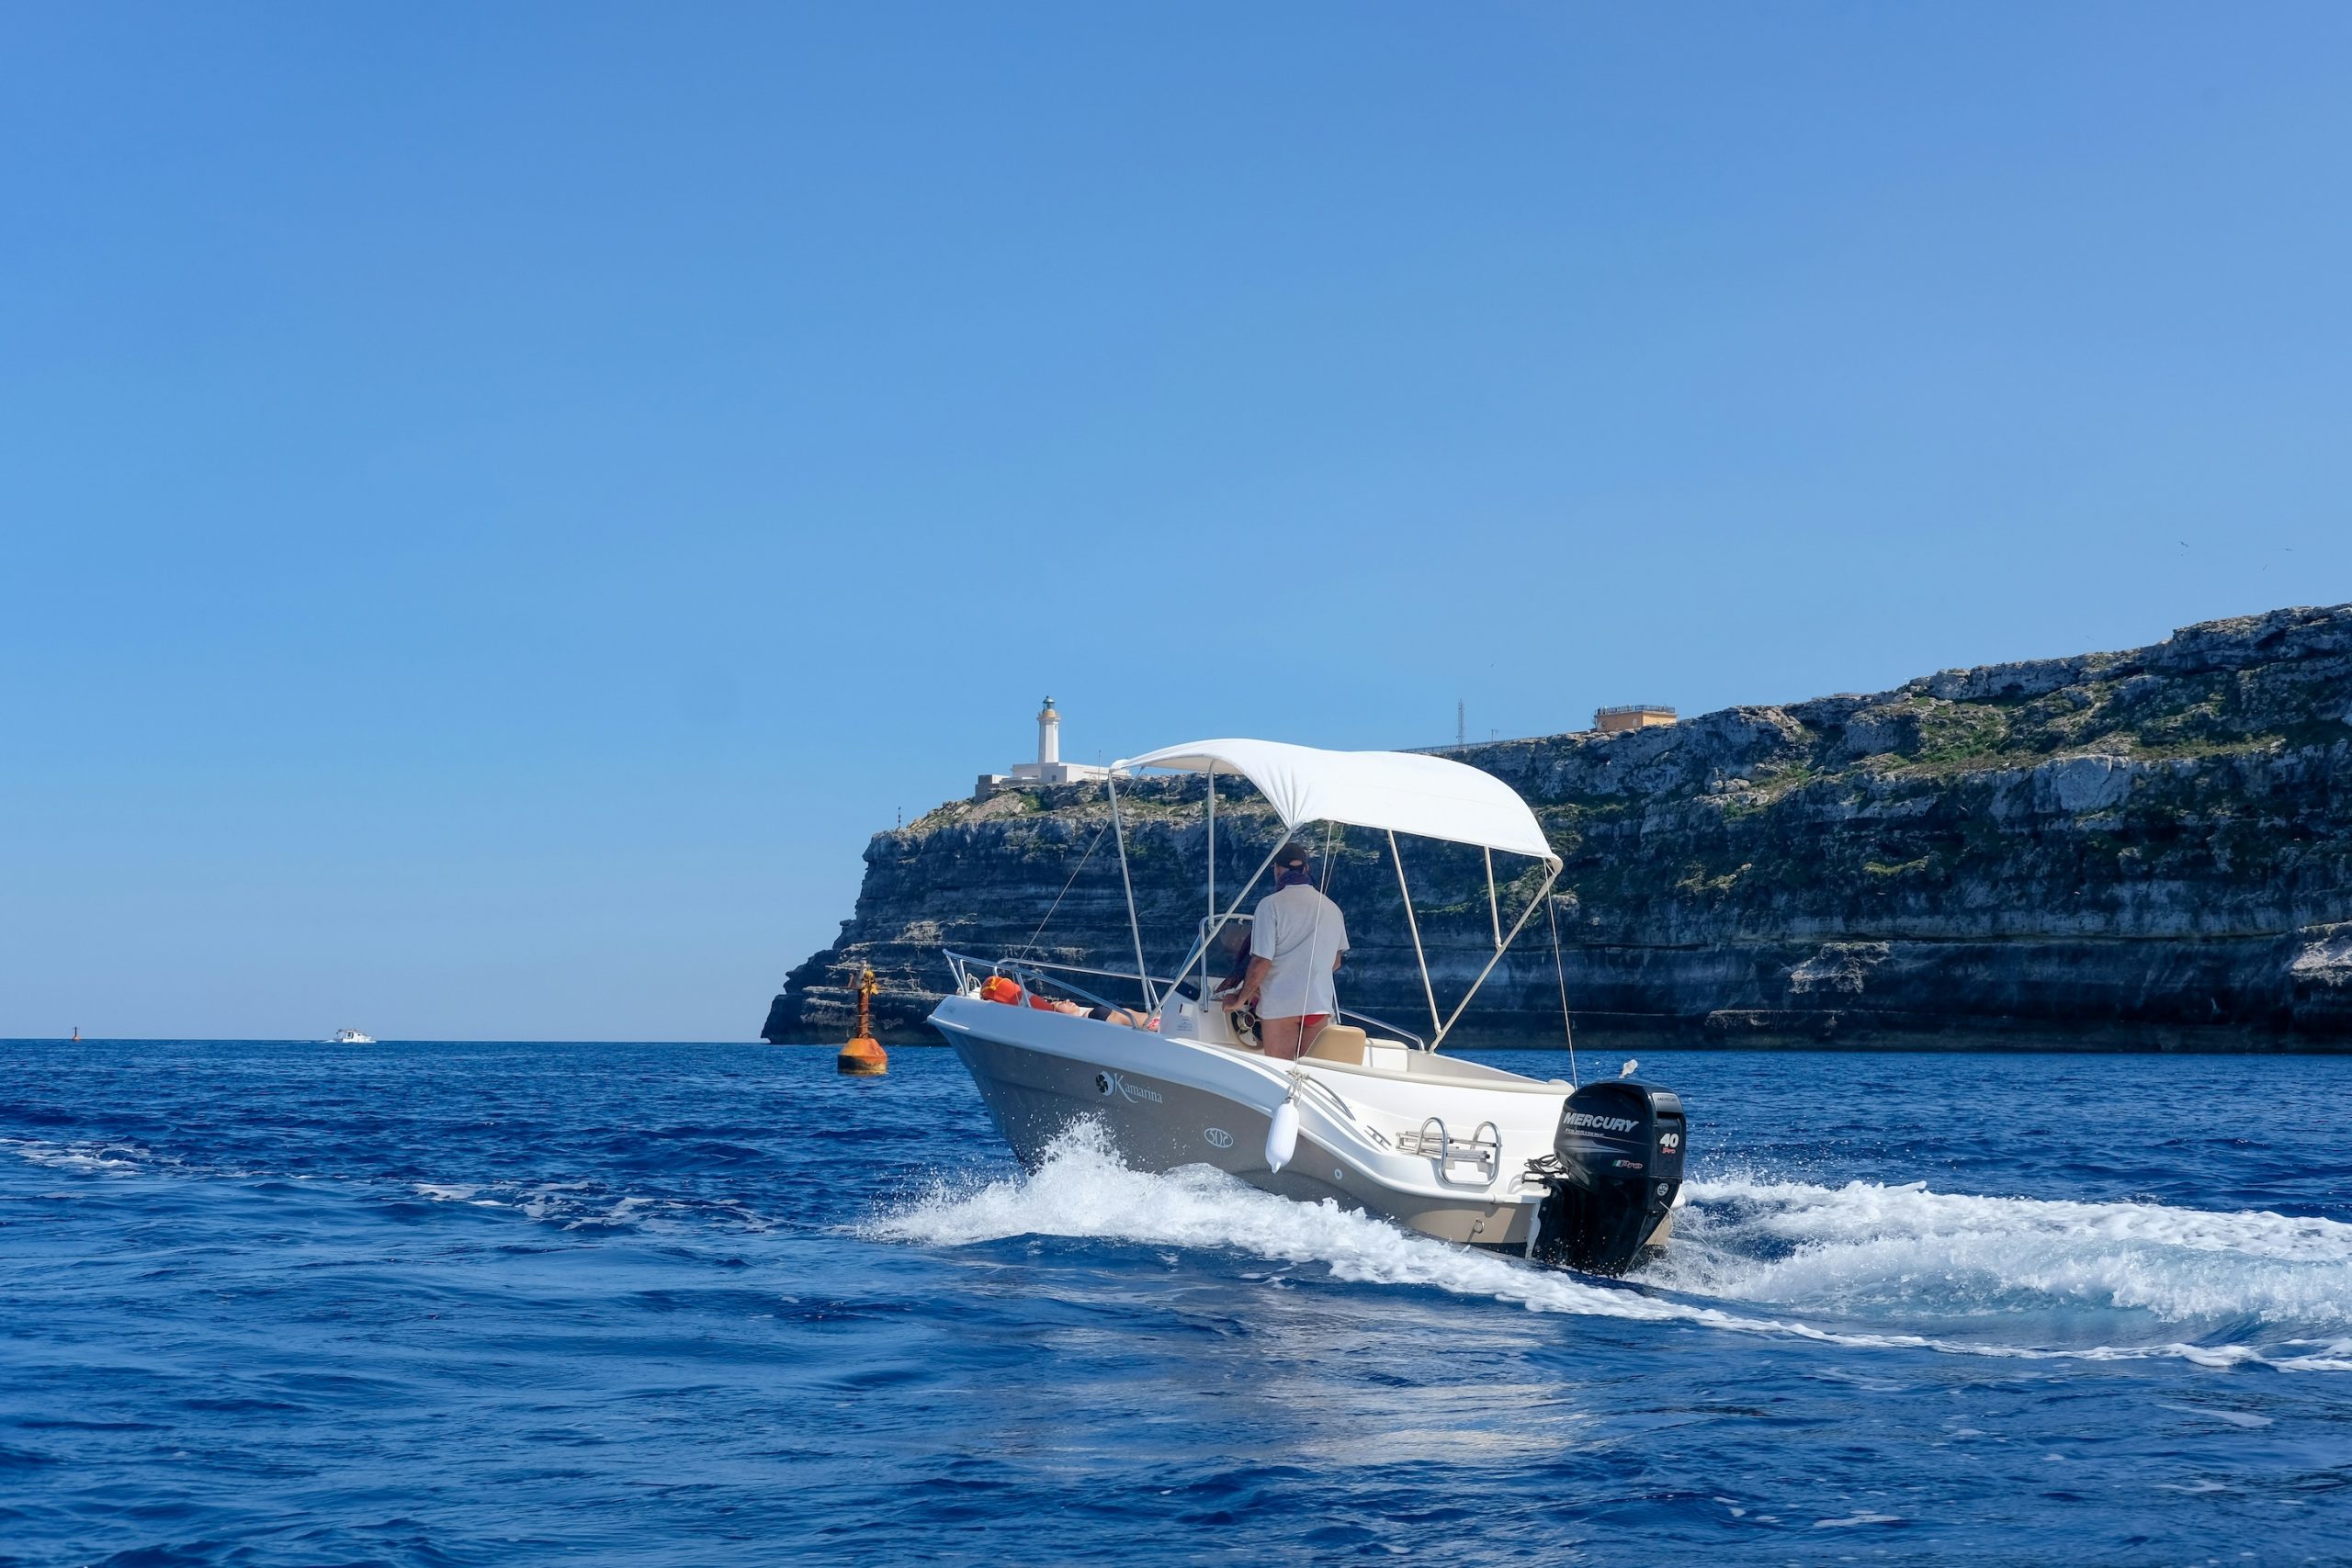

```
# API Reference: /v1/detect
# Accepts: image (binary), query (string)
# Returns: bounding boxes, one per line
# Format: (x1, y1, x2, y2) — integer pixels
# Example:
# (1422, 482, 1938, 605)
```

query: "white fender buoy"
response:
(1265, 1100, 1299, 1174)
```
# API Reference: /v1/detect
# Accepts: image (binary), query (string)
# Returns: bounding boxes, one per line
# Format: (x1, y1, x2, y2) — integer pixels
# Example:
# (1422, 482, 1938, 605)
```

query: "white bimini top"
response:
(1114, 738, 1556, 864)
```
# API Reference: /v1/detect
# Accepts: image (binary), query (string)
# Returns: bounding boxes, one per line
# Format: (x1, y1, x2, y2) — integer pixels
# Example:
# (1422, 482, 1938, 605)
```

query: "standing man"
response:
(1225, 842, 1348, 1059)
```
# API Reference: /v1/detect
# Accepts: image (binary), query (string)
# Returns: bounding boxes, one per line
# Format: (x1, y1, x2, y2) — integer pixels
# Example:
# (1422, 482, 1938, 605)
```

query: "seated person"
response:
(978, 974, 1157, 1030)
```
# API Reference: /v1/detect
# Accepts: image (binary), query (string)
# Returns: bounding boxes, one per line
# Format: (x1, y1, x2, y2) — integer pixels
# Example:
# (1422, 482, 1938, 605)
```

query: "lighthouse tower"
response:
(983, 695, 1110, 798)
(1037, 696, 1061, 766)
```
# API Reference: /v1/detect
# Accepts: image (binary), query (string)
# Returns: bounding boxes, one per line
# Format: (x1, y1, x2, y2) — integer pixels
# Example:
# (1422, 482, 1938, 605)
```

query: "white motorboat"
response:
(929, 738, 1686, 1274)
(328, 1028, 376, 1044)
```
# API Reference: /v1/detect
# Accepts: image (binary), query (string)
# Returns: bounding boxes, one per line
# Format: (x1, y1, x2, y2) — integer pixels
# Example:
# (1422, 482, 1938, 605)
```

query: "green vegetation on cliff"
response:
(772, 605, 2352, 1049)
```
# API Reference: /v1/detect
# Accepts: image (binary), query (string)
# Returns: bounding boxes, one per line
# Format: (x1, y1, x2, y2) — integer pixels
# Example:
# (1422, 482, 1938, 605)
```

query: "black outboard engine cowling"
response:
(1532, 1080, 1686, 1276)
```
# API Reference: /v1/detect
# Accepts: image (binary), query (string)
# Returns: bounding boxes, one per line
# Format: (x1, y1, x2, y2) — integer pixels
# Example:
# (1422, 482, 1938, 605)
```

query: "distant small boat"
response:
(328, 1029, 376, 1044)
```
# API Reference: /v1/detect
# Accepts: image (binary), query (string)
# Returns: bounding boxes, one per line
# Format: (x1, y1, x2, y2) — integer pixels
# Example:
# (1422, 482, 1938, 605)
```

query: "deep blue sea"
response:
(4, 1039, 2348, 1566)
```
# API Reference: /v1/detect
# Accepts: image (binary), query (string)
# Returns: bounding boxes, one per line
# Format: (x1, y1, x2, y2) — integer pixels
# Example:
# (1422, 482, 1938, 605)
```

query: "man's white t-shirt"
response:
(1250, 883, 1350, 1020)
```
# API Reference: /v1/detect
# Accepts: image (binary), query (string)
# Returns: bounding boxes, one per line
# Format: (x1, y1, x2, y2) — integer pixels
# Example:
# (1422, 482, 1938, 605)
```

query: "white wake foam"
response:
(866, 1123, 2352, 1372)
(1652, 1173, 2352, 1334)
(408, 1177, 777, 1233)
(1, 1135, 779, 1234)
(3, 1136, 165, 1174)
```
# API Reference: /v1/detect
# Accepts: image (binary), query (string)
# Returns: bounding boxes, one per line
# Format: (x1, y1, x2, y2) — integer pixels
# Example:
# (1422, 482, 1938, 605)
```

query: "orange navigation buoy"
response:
(837, 965, 888, 1076)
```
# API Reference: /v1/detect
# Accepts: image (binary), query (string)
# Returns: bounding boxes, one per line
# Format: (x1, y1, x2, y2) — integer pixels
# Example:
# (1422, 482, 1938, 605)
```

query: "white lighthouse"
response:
(1036, 695, 1061, 766)
(979, 695, 1109, 798)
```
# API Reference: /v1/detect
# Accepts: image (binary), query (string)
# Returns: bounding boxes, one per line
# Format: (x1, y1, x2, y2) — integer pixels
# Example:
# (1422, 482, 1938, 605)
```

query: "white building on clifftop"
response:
(975, 697, 1110, 800)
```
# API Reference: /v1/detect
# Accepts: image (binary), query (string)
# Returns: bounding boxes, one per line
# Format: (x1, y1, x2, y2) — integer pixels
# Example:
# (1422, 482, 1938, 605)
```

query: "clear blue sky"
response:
(6, 4, 2349, 1041)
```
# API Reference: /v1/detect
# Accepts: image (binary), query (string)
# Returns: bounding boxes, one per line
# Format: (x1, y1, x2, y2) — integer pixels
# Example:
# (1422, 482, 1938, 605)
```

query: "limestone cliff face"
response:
(768, 604, 2352, 1049)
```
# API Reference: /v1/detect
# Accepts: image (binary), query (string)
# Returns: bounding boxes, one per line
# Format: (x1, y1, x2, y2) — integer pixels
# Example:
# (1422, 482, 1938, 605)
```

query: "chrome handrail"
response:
(941, 947, 1427, 1050)
(1328, 1006, 1427, 1054)
(1287, 1068, 1360, 1127)
(941, 951, 1140, 1015)
(1404, 1116, 1499, 1184)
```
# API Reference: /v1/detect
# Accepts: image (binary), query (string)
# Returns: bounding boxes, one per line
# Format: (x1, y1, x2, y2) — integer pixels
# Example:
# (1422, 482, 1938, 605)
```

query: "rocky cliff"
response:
(769, 604, 2352, 1050)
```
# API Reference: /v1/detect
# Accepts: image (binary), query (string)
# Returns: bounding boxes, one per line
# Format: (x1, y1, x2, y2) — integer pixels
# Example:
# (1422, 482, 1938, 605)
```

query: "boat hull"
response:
(935, 1001, 1536, 1248)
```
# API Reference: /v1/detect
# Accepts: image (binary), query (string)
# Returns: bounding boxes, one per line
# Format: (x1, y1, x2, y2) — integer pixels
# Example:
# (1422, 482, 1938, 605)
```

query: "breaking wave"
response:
(867, 1122, 2352, 1373)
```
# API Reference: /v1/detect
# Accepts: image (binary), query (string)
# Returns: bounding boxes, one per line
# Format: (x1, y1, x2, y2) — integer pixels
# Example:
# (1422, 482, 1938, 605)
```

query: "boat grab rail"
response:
(1284, 1067, 1360, 1128)
(1399, 1116, 1502, 1184)
(941, 948, 1426, 1051)
(942, 949, 1368, 1125)
(941, 951, 1139, 1017)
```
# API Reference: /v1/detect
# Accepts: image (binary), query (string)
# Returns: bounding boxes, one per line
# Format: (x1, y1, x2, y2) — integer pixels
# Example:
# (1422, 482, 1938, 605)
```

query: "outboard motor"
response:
(1532, 1080, 1686, 1276)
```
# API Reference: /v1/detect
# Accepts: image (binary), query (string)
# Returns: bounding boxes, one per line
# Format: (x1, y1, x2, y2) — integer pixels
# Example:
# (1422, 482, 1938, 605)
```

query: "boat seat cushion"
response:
(1305, 1024, 1367, 1066)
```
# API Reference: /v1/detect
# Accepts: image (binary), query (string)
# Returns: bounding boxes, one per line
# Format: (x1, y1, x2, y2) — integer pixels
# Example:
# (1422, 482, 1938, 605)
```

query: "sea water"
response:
(2, 1040, 2346, 1565)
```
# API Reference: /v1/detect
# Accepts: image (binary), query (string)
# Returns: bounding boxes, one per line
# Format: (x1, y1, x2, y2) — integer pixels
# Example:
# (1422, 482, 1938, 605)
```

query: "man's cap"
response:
(1272, 841, 1313, 869)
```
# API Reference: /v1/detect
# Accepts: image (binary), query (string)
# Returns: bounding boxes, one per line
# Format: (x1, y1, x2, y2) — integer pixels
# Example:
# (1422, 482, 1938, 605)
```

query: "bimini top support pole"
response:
(1105, 772, 1154, 1013)
(1204, 763, 1216, 998)
(1485, 846, 1501, 951)
(1389, 829, 1442, 1043)
(1431, 862, 1562, 1050)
